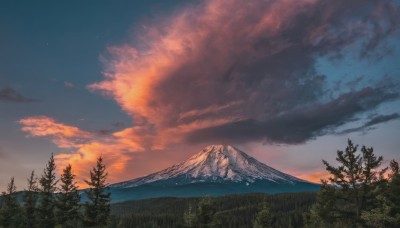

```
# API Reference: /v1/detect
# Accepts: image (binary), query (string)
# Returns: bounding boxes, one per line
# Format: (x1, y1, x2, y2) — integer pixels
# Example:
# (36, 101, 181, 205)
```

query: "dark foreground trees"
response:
(23, 171, 39, 228)
(306, 140, 400, 228)
(0, 177, 22, 227)
(360, 160, 400, 227)
(84, 155, 111, 227)
(37, 153, 58, 228)
(0, 154, 110, 228)
(55, 164, 81, 227)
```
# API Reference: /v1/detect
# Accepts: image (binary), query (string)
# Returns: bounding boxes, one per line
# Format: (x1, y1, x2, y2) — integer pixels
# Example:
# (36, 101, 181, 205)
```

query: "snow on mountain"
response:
(112, 145, 308, 188)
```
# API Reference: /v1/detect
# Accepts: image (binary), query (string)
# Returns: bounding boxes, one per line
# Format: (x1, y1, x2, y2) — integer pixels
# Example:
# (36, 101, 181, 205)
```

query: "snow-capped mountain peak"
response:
(112, 144, 307, 188)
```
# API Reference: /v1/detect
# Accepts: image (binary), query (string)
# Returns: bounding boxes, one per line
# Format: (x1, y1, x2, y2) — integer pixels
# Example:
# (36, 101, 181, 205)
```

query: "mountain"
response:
(108, 145, 320, 202)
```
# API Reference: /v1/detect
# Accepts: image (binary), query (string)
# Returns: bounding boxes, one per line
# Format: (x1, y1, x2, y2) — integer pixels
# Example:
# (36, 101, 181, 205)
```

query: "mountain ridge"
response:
(111, 145, 312, 189)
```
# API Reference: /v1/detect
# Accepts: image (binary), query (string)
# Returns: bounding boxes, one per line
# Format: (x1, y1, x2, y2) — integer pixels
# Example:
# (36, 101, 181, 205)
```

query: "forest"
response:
(1, 140, 399, 227)
(110, 192, 316, 228)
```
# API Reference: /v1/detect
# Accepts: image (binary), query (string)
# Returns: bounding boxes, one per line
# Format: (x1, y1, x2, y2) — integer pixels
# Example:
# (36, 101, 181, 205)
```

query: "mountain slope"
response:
(109, 145, 320, 202)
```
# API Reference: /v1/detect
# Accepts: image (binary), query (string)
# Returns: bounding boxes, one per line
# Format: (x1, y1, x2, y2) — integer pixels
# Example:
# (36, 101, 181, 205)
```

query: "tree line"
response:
(109, 192, 316, 227)
(183, 197, 274, 228)
(0, 155, 111, 228)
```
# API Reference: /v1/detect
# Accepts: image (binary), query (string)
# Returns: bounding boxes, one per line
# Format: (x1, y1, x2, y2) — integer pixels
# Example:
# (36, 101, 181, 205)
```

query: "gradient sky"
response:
(1, 0, 400, 190)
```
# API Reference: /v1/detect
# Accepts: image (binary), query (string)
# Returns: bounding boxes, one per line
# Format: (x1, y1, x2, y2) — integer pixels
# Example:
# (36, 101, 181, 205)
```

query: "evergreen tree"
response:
(22, 171, 39, 228)
(384, 160, 400, 225)
(37, 153, 58, 228)
(196, 197, 216, 228)
(84, 155, 111, 227)
(253, 201, 272, 228)
(361, 160, 400, 227)
(304, 180, 337, 228)
(307, 140, 386, 227)
(0, 177, 23, 227)
(55, 164, 81, 228)
(183, 204, 196, 228)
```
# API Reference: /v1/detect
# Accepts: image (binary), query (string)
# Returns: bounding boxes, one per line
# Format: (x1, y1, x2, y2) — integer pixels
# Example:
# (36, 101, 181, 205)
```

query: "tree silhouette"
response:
(84, 155, 111, 227)
(55, 164, 81, 227)
(0, 177, 22, 227)
(22, 171, 39, 228)
(307, 140, 387, 227)
(37, 153, 58, 228)
(361, 160, 400, 227)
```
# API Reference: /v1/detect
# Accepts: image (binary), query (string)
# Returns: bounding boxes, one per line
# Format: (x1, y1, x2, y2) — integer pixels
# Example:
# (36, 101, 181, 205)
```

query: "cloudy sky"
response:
(1, 0, 400, 189)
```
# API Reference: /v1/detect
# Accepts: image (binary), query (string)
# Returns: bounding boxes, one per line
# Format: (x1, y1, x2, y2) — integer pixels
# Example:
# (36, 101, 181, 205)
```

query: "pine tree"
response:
(22, 171, 39, 228)
(361, 160, 400, 227)
(55, 164, 81, 228)
(307, 140, 386, 227)
(196, 197, 216, 228)
(84, 155, 111, 227)
(183, 204, 196, 227)
(253, 201, 273, 228)
(0, 177, 23, 227)
(304, 180, 337, 228)
(37, 153, 58, 228)
(384, 160, 400, 226)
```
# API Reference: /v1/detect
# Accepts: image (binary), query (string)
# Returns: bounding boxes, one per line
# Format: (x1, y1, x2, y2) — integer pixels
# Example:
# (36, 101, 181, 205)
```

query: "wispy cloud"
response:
(338, 113, 400, 135)
(185, 87, 399, 144)
(19, 116, 94, 148)
(19, 116, 142, 185)
(0, 87, 36, 103)
(64, 81, 76, 89)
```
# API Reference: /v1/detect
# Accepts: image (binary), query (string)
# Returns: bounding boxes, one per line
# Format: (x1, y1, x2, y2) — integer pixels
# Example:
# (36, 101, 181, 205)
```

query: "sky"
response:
(1, 0, 400, 190)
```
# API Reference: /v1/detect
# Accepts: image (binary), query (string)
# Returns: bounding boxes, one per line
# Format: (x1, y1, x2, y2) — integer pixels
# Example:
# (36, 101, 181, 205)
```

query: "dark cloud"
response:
(185, 87, 399, 145)
(92, 0, 400, 147)
(95, 129, 113, 136)
(94, 122, 126, 136)
(338, 113, 400, 135)
(0, 87, 35, 103)
(365, 113, 400, 127)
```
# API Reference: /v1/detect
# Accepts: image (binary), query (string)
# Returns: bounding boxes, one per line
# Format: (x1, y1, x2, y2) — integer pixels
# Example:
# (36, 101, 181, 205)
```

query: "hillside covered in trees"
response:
(110, 192, 316, 228)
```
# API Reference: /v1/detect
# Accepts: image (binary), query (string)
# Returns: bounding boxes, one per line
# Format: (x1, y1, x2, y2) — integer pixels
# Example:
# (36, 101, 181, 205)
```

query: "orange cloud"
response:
(19, 116, 142, 187)
(19, 116, 94, 148)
